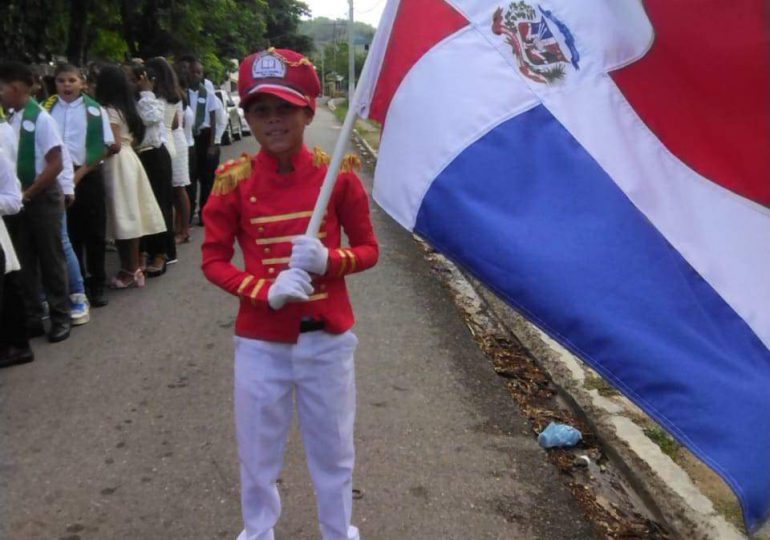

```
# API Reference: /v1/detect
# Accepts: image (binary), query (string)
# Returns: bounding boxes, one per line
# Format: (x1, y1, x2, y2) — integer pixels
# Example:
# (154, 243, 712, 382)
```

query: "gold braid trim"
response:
(43, 95, 59, 112)
(341, 153, 362, 173)
(265, 48, 315, 68)
(212, 154, 252, 196)
(313, 146, 330, 168)
(312, 148, 361, 173)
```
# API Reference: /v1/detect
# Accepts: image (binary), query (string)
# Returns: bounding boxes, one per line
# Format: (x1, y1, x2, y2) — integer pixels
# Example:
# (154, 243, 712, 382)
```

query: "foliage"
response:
(0, 0, 311, 84)
(263, 0, 313, 53)
(1, 0, 69, 62)
(299, 17, 375, 48)
(312, 41, 367, 91)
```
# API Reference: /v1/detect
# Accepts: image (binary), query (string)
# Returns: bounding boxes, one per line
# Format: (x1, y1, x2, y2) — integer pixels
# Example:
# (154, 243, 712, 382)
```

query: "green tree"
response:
(1, 0, 312, 83)
(1, 0, 69, 62)
(263, 0, 313, 53)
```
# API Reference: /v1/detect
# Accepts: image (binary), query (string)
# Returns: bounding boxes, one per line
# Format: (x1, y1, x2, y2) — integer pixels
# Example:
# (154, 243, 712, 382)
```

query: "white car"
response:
(230, 93, 251, 136)
(215, 89, 250, 145)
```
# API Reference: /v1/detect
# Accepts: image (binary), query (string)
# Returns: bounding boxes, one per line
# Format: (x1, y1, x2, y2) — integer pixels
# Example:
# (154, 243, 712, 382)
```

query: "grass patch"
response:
(644, 426, 680, 459)
(713, 499, 745, 531)
(584, 374, 620, 397)
(330, 99, 381, 152)
(332, 100, 348, 123)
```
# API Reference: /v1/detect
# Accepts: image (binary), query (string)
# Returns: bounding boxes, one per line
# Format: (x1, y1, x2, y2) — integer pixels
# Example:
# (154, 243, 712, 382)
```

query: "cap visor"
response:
(244, 85, 310, 109)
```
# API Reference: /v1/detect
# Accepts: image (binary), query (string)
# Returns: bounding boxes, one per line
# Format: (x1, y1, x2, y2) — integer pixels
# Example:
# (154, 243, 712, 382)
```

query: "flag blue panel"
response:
(414, 104, 770, 530)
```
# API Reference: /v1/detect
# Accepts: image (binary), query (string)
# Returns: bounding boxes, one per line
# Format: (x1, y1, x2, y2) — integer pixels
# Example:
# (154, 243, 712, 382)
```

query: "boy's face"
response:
(0, 80, 29, 111)
(245, 94, 313, 161)
(55, 70, 85, 102)
(190, 62, 204, 86)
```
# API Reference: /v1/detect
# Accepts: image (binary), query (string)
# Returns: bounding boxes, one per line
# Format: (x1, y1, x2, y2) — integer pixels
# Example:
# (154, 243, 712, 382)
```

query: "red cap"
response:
(238, 48, 321, 112)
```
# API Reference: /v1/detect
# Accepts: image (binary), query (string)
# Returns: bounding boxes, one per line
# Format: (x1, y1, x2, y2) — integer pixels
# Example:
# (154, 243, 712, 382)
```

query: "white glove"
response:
(289, 235, 329, 275)
(267, 268, 314, 310)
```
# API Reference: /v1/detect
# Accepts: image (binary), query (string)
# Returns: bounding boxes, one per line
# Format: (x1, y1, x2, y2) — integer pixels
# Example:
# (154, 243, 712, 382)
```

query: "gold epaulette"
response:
(212, 154, 252, 196)
(313, 146, 330, 168)
(341, 153, 362, 173)
(312, 147, 362, 174)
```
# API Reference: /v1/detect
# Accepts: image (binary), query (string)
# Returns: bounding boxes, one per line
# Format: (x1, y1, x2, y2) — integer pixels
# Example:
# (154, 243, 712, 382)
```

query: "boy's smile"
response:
(246, 94, 313, 171)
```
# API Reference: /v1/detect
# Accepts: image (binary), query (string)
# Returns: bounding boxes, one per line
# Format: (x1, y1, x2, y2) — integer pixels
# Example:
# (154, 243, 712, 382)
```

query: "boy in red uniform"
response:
(201, 49, 379, 540)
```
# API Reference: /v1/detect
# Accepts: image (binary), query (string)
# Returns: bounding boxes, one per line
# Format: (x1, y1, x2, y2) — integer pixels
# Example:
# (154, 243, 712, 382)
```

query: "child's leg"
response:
(25, 197, 70, 329)
(77, 168, 107, 292)
(116, 238, 140, 272)
(0, 269, 32, 351)
(295, 331, 359, 540)
(61, 211, 85, 295)
(234, 336, 295, 540)
(173, 186, 190, 241)
(4, 212, 44, 330)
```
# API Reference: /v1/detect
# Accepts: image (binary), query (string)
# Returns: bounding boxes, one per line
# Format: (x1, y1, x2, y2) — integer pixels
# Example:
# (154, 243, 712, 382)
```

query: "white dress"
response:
(162, 100, 177, 159)
(103, 107, 166, 240)
(171, 102, 190, 187)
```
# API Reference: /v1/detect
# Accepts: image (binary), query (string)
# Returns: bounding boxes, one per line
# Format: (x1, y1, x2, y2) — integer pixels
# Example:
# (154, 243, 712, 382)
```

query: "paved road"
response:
(0, 108, 595, 540)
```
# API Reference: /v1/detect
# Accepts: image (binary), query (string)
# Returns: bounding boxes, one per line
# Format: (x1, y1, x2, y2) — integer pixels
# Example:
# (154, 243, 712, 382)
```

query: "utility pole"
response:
(320, 47, 326, 97)
(348, 0, 356, 99)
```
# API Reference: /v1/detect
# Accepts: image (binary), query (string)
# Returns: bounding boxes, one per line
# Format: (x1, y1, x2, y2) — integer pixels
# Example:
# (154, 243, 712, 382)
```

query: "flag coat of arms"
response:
(355, 0, 770, 531)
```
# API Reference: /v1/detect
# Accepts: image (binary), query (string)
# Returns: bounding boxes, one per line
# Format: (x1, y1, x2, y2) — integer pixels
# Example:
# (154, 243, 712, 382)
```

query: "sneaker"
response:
(70, 293, 90, 326)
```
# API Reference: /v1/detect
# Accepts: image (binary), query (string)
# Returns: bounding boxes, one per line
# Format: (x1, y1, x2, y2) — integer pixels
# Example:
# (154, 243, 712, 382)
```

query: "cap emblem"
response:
(252, 54, 286, 79)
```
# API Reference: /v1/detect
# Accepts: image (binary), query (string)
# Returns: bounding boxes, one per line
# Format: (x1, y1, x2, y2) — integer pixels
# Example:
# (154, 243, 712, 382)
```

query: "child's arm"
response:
(325, 172, 380, 278)
(137, 91, 164, 126)
(108, 116, 122, 155)
(201, 178, 271, 307)
(207, 110, 218, 155)
(101, 106, 120, 156)
(23, 146, 62, 203)
(0, 150, 22, 217)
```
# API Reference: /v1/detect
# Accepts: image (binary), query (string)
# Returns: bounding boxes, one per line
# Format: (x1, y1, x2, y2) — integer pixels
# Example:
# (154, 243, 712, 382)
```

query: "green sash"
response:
(43, 94, 105, 166)
(191, 85, 208, 135)
(17, 99, 42, 188)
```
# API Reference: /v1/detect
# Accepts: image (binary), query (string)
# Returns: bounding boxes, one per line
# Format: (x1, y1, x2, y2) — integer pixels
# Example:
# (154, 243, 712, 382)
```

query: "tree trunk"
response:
(66, 0, 92, 64)
(121, 0, 139, 58)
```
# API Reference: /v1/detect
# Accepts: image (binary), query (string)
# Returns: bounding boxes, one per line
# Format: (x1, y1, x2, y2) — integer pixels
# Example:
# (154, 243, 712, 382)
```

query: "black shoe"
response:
(26, 321, 45, 339)
(48, 322, 71, 343)
(89, 283, 109, 308)
(0, 345, 34, 369)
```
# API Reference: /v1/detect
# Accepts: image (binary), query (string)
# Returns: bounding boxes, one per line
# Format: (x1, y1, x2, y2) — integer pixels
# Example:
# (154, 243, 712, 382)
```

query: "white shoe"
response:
(70, 293, 90, 326)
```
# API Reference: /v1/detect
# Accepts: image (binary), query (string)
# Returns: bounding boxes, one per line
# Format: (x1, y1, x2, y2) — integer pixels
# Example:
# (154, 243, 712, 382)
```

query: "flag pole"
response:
(305, 28, 374, 238)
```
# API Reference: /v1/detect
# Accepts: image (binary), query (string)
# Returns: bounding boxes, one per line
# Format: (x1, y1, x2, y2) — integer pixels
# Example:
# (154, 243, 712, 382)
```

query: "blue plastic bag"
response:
(537, 422, 582, 448)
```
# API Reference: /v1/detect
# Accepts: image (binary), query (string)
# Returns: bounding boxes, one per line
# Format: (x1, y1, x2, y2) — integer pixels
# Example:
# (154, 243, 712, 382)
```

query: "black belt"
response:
(299, 319, 325, 333)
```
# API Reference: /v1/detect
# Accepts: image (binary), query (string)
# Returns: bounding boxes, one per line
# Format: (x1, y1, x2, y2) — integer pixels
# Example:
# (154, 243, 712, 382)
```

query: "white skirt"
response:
(171, 128, 191, 188)
(103, 144, 167, 240)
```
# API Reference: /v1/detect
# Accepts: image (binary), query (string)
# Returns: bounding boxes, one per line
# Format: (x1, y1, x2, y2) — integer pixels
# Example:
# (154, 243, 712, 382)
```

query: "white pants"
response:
(234, 331, 360, 540)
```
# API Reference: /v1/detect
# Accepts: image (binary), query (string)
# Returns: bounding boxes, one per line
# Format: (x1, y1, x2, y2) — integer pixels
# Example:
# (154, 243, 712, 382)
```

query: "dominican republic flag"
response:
(355, 0, 770, 531)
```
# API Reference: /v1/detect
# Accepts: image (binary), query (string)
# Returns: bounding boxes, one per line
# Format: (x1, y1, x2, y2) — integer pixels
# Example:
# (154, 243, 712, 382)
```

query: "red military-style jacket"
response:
(201, 145, 379, 343)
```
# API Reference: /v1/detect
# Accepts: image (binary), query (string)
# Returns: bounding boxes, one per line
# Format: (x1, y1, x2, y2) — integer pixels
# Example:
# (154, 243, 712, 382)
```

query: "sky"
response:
(303, 0, 386, 28)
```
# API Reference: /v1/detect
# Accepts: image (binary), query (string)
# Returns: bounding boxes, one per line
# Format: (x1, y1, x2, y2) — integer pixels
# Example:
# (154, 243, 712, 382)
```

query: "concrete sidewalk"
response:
(0, 108, 595, 539)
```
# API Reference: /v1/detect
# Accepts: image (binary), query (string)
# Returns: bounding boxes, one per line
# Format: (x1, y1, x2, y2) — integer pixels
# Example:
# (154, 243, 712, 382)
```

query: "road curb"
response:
(341, 105, 759, 539)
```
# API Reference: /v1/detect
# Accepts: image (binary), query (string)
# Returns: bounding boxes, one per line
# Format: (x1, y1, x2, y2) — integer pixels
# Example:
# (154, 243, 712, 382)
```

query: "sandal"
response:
(109, 269, 143, 289)
(146, 256, 167, 278)
(175, 233, 191, 244)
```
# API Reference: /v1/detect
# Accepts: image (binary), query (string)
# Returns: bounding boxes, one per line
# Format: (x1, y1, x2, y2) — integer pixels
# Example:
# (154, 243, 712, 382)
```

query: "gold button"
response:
(263, 247, 271, 254)
(268, 268, 275, 274)
(250, 196, 257, 203)
(258, 226, 265, 233)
